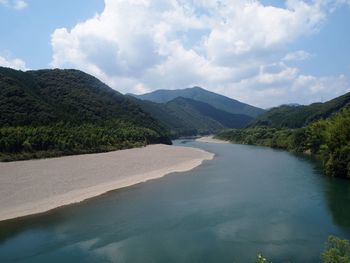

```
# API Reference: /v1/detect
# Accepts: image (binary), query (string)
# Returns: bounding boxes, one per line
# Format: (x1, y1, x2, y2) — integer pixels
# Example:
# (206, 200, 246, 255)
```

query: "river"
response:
(0, 139, 350, 262)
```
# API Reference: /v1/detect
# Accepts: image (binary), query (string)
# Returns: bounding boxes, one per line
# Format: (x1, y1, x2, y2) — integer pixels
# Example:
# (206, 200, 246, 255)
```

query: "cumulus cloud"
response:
(0, 0, 27, 9)
(219, 70, 350, 108)
(50, 0, 350, 107)
(0, 54, 27, 70)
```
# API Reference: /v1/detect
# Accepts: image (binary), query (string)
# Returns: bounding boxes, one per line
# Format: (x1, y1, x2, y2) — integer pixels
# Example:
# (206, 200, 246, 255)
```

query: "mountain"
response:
(128, 96, 253, 137)
(168, 97, 253, 129)
(1, 67, 159, 128)
(0, 67, 170, 160)
(130, 86, 265, 117)
(249, 92, 350, 128)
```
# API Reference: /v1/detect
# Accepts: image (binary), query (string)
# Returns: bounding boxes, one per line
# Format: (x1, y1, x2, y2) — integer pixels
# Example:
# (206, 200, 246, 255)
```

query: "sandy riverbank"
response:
(0, 145, 213, 222)
(196, 135, 229, 144)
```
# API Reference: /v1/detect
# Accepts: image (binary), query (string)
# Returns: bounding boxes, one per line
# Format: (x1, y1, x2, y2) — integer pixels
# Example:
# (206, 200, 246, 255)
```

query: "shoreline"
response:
(196, 135, 229, 144)
(0, 144, 214, 222)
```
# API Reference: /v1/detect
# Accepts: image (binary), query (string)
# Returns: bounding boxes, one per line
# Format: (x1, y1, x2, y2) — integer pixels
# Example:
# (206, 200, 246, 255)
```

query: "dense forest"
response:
(249, 91, 350, 128)
(128, 96, 253, 137)
(217, 107, 350, 178)
(0, 67, 171, 161)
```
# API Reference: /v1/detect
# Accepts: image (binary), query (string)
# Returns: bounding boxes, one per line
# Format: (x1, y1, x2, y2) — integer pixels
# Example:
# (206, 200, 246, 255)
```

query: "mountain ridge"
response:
(130, 86, 265, 118)
(0, 66, 171, 161)
(249, 92, 350, 128)
(128, 95, 253, 137)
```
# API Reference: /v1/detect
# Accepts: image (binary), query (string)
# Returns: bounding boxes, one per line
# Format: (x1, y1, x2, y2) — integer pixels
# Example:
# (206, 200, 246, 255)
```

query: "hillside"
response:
(217, 106, 350, 178)
(130, 86, 265, 117)
(128, 96, 253, 137)
(0, 67, 171, 161)
(250, 92, 350, 128)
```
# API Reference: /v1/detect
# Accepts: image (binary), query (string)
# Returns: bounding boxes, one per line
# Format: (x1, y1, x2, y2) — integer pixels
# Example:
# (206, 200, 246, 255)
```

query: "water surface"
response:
(1, 140, 350, 262)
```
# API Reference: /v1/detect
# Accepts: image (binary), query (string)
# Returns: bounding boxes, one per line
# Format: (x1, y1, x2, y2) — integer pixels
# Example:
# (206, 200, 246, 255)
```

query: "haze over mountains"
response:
(131, 87, 264, 117)
(129, 86, 266, 136)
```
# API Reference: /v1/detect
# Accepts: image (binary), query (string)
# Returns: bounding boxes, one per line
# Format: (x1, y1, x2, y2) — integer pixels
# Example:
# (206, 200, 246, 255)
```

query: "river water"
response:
(0, 139, 350, 262)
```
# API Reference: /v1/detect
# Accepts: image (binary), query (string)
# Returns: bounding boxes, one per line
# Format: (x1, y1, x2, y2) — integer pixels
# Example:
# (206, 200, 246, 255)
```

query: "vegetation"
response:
(322, 236, 350, 263)
(249, 92, 350, 128)
(0, 121, 169, 161)
(131, 86, 265, 117)
(0, 67, 171, 161)
(217, 107, 350, 178)
(129, 96, 253, 137)
(256, 236, 350, 263)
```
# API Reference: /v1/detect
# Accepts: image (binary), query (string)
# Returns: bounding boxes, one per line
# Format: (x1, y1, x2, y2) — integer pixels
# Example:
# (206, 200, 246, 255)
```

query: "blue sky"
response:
(0, 0, 349, 108)
(0, 0, 103, 68)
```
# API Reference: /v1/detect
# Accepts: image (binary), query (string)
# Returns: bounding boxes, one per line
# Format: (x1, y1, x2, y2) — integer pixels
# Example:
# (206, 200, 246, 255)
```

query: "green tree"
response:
(321, 236, 350, 263)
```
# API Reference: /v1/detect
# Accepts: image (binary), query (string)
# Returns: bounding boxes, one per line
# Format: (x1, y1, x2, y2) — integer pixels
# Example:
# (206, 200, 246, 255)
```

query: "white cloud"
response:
(50, 0, 350, 108)
(0, 54, 27, 70)
(0, 0, 27, 9)
(218, 67, 350, 108)
(14, 0, 27, 9)
(282, 50, 311, 61)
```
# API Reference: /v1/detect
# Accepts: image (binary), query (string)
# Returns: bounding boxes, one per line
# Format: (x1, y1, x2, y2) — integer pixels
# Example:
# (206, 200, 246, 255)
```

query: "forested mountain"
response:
(168, 97, 253, 129)
(130, 86, 265, 117)
(128, 96, 253, 137)
(1, 67, 163, 130)
(249, 92, 350, 128)
(0, 67, 170, 161)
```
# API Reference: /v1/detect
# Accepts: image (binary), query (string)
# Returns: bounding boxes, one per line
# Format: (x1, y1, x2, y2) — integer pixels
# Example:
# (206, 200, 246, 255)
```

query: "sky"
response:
(0, 0, 350, 108)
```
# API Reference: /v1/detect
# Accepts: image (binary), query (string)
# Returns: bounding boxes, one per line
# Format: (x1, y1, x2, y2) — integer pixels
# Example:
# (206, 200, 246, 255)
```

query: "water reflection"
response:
(0, 209, 66, 244)
(324, 177, 350, 230)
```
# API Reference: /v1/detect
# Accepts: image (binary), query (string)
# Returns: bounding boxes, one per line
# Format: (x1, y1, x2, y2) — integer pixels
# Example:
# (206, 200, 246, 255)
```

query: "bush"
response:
(321, 236, 350, 263)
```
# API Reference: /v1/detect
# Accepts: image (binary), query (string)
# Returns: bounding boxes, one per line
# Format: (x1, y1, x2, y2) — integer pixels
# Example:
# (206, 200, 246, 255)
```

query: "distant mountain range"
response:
(129, 86, 265, 136)
(130, 86, 265, 117)
(128, 96, 254, 137)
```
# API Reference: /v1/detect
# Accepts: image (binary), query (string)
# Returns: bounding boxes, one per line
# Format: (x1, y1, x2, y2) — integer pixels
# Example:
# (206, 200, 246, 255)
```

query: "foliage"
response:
(0, 67, 171, 161)
(250, 92, 350, 128)
(0, 121, 168, 161)
(321, 236, 350, 263)
(216, 107, 350, 178)
(255, 236, 350, 263)
(129, 96, 253, 137)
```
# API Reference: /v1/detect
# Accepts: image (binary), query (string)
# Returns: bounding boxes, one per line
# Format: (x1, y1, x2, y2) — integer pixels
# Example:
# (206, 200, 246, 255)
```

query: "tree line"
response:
(217, 107, 350, 178)
(0, 121, 171, 161)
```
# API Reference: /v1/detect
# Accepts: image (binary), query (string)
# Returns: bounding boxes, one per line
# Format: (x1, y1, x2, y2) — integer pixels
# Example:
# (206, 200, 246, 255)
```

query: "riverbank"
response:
(196, 135, 229, 144)
(0, 144, 214, 222)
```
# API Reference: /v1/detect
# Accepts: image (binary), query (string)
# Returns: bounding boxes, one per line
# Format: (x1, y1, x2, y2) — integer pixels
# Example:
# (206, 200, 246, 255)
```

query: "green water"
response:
(1, 140, 350, 262)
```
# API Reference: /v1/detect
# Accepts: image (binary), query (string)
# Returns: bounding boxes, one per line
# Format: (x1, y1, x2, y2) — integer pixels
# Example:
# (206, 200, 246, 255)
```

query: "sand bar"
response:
(0, 145, 213, 221)
(196, 135, 229, 144)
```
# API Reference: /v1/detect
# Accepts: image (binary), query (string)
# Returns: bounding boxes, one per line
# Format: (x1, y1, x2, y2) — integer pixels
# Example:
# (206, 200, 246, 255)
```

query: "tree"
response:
(321, 236, 350, 263)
